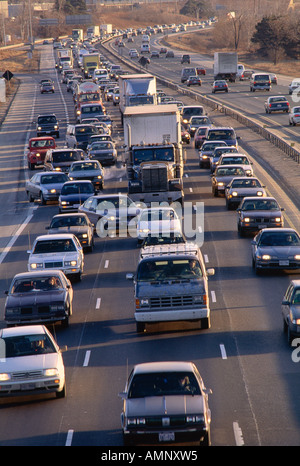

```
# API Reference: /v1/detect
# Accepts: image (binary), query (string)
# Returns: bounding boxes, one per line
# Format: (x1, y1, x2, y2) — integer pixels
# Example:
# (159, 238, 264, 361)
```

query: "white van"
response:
(141, 43, 150, 54)
(142, 35, 150, 43)
(93, 69, 108, 81)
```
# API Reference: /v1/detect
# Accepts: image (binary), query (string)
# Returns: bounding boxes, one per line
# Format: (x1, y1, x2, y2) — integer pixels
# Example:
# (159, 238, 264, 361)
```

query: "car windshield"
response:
(183, 107, 203, 116)
(215, 167, 245, 176)
(270, 97, 286, 102)
(202, 143, 225, 151)
(91, 142, 113, 150)
(50, 216, 87, 228)
(40, 174, 68, 184)
(142, 234, 185, 246)
(221, 157, 250, 165)
(52, 151, 80, 163)
(128, 372, 201, 398)
(231, 179, 260, 188)
(133, 147, 174, 164)
(137, 258, 203, 281)
(70, 162, 99, 172)
(214, 148, 238, 156)
(33, 239, 76, 253)
(259, 232, 300, 247)
(254, 75, 270, 81)
(61, 183, 94, 195)
(31, 140, 55, 148)
(191, 117, 210, 125)
(81, 106, 103, 115)
(242, 199, 279, 210)
(11, 276, 63, 293)
(140, 209, 177, 222)
(292, 290, 300, 304)
(1, 334, 56, 358)
(207, 130, 235, 141)
(38, 116, 57, 124)
(96, 197, 129, 210)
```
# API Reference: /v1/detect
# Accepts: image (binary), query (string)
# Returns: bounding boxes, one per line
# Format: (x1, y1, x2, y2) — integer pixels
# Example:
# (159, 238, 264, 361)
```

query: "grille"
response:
(142, 165, 168, 192)
(149, 295, 195, 308)
(146, 415, 186, 427)
(45, 261, 63, 268)
(38, 306, 50, 314)
(254, 218, 270, 223)
(21, 307, 32, 315)
(11, 370, 43, 381)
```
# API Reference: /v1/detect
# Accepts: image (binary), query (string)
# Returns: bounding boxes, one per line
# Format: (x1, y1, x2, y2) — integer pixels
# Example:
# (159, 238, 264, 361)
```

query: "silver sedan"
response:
(251, 228, 300, 274)
(26, 171, 69, 204)
(224, 177, 266, 210)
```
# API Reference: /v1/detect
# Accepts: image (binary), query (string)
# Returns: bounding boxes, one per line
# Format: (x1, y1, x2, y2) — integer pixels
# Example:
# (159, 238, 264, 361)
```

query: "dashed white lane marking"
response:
(96, 298, 101, 309)
(65, 429, 74, 446)
(233, 422, 244, 446)
(104, 260, 109, 268)
(220, 344, 227, 360)
(83, 350, 91, 367)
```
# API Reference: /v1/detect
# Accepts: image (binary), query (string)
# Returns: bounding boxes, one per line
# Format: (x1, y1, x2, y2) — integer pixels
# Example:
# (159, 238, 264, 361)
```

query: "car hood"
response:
(229, 188, 265, 196)
(214, 175, 241, 183)
(0, 353, 60, 372)
(48, 226, 88, 235)
(241, 210, 281, 218)
(126, 395, 204, 417)
(40, 182, 66, 191)
(29, 252, 78, 261)
(59, 193, 93, 202)
(257, 245, 300, 257)
(6, 290, 66, 307)
(70, 170, 102, 178)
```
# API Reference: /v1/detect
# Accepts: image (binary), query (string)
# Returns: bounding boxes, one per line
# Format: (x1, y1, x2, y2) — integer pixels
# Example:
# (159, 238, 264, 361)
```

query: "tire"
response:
(136, 321, 145, 333)
(200, 428, 211, 446)
(201, 316, 210, 330)
(27, 191, 34, 202)
(56, 383, 66, 399)
(40, 192, 46, 205)
(61, 315, 69, 328)
(56, 132, 60, 138)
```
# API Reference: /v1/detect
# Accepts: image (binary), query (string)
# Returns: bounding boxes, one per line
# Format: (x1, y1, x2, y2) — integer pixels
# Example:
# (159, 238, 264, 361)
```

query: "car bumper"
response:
(255, 259, 300, 270)
(0, 377, 64, 397)
(123, 426, 209, 445)
(240, 220, 283, 232)
(135, 308, 210, 323)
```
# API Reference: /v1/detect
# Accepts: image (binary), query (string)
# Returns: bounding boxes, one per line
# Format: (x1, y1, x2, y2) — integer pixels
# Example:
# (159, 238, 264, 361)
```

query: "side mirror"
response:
(282, 300, 289, 306)
(206, 268, 215, 277)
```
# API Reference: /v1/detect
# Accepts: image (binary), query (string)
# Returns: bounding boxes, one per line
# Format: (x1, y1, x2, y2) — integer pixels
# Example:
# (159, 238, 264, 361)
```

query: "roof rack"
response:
(140, 242, 199, 259)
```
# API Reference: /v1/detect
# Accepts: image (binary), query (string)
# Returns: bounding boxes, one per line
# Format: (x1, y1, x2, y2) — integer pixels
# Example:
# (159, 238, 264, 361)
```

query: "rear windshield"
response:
(254, 75, 270, 81)
(207, 130, 235, 141)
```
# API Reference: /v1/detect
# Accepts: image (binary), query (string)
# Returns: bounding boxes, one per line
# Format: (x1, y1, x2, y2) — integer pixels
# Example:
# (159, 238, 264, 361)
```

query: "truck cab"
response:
(126, 243, 215, 333)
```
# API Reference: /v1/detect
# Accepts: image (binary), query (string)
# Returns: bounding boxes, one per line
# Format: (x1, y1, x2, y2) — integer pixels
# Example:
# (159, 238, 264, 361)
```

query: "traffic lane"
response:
(193, 146, 300, 445)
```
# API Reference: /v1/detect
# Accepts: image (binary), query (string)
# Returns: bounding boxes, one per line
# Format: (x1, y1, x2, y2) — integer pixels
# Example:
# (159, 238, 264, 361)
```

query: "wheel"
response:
(200, 428, 211, 446)
(56, 132, 60, 138)
(61, 315, 69, 328)
(238, 224, 245, 237)
(201, 316, 210, 329)
(213, 188, 218, 197)
(288, 327, 293, 346)
(56, 383, 66, 399)
(27, 191, 34, 202)
(40, 192, 46, 205)
(136, 321, 145, 333)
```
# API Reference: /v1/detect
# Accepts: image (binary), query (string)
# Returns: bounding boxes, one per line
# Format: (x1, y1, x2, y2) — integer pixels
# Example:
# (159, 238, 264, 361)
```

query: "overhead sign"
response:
(66, 15, 91, 25)
(39, 18, 59, 26)
(2, 70, 13, 81)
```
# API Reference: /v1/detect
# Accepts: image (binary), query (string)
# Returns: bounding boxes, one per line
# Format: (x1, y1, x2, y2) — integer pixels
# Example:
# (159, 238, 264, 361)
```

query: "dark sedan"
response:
(46, 212, 95, 251)
(282, 280, 300, 345)
(87, 141, 117, 166)
(211, 165, 246, 197)
(186, 75, 202, 86)
(237, 196, 284, 236)
(4, 270, 73, 327)
(225, 177, 266, 210)
(68, 160, 104, 191)
(264, 96, 289, 114)
(251, 228, 300, 274)
(59, 180, 95, 213)
(78, 194, 140, 238)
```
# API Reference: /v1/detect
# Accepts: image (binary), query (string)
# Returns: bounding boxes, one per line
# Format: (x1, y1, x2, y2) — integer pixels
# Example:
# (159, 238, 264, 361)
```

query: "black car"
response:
(181, 54, 191, 64)
(59, 180, 95, 213)
(36, 114, 59, 138)
(46, 212, 95, 251)
(237, 196, 284, 236)
(4, 270, 73, 327)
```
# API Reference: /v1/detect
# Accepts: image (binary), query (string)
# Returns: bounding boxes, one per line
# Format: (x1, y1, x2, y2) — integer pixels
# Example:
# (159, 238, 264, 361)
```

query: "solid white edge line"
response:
(83, 350, 91, 367)
(0, 213, 33, 264)
(65, 429, 74, 446)
(233, 421, 244, 446)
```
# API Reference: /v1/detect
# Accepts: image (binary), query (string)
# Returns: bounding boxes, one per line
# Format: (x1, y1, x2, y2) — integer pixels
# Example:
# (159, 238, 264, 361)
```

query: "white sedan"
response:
(289, 106, 300, 126)
(0, 325, 67, 399)
(136, 207, 182, 243)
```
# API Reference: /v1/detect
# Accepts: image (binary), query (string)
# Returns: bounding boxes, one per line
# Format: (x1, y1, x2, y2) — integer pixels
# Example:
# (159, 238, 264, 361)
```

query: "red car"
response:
(27, 136, 56, 170)
(194, 125, 211, 149)
(196, 66, 206, 76)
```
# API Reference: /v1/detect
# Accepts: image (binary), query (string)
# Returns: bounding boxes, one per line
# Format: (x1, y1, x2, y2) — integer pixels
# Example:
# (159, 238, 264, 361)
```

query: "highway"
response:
(0, 34, 300, 448)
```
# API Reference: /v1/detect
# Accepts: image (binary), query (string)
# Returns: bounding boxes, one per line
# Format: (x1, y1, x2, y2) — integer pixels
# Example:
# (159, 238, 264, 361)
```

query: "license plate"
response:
(21, 383, 36, 390)
(279, 260, 289, 266)
(159, 432, 175, 442)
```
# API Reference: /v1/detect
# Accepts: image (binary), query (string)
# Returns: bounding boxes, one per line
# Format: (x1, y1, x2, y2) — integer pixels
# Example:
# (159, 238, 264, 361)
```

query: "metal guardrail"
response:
(100, 38, 300, 164)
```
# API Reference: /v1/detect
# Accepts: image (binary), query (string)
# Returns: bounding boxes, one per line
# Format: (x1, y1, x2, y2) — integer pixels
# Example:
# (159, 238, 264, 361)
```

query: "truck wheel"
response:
(201, 317, 211, 330)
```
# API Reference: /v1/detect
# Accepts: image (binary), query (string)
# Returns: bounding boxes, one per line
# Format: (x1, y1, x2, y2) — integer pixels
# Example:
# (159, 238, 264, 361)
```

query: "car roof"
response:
(242, 196, 276, 201)
(63, 180, 93, 184)
(133, 361, 195, 374)
(52, 212, 88, 218)
(34, 233, 77, 241)
(40, 171, 68, 176)
(0, 324, 46, 338)
(12, 270, 65, 279)
(29, 136, 55, 141)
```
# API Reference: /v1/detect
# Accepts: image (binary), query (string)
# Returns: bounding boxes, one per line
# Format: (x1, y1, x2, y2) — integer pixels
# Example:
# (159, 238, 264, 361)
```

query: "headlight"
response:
(243, 217, 250, 223)
(186, 415, 205, 423)
(262, 255, 271, 260)
(30, 263, 43, 269)
(256, 191, 263, 196)
(127, 418, 146, 426)
(232, 191, 238, 197)
(54, 125, 58, 130)
(61, 201, 68, 205)
(245, 169, 252, 175)
(76, 110, 81, 115)
(139, 228, 150, 234)
(44, 368, 59, 377)
(97, 175, 102, 179)
(0, 373, 11, 382)
(55, 167, 61, 171)
(69, 177, 74, 180)
(37, 126, 42, 131)
(82, 233, 88, 238)
(50, 189, 56, 194)
(202, 155, 208, 159)
(64, 260, 77, 266)
(36, 153, 40, 158)
(140, 298, 149, 306)
(294, 255, 300, 260)
(275, 217, 281, 223)
(217, 182, 224, 187)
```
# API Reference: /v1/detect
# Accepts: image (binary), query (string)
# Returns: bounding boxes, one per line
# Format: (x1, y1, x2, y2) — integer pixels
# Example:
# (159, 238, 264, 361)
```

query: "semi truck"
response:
(56, 49, 73, 72)
(118, 73, 157, 120)
(87, 26, 100, 39)
(72, 29, 83, 42)
(74, 81, 102, 121)
(82, 53, 100, 79)
(100, 24, 112, 36)
(123, 104, 184, 205)
(213, 52, 238, 82)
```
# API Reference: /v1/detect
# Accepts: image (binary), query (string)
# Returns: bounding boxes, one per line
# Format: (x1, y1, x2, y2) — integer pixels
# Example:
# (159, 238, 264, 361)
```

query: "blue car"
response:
(59, 180, 95, 213)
